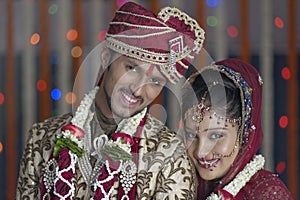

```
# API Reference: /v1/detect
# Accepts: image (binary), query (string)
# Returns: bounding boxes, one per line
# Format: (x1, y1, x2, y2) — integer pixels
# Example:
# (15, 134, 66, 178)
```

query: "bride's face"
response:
(184, 109, 240, 181)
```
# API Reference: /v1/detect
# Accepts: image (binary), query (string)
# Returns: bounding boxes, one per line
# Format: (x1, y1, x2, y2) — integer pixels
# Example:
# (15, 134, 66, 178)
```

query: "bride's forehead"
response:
(185, 108, 231, 126)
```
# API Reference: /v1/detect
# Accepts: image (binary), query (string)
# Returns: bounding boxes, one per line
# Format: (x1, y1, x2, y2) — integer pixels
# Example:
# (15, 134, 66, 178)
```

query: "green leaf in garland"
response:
(101, 144, 132, 161)
(53, 138, 85, 158)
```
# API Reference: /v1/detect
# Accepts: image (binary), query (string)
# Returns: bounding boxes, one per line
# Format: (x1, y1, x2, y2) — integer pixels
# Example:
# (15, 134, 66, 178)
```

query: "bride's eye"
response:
(209, 132, 223, 140)
(185, 131, 198, 140)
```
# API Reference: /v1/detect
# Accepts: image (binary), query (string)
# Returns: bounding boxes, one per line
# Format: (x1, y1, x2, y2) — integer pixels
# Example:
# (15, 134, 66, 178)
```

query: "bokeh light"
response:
(65, 92, 76, 104)
(0, 141, 3, 153)
(36, 80, 47, 92)
(0, 93, 4, 105)
(48, 4, 58, 15)
(274, 17, 284, 29)
(227, 25, 239, 38)
(50, 54, 59, 65)
(276, 161, 286, 174)
(117, 0, 128, 7)
(51, 88, 61, 101)
(71, 46, 82, 58)
(279, 115, 288, 128)
(206, 0, 220, 7)
(206, 16, 218, 27)
(98, 30, 107, 42)
(30, 33, 40, 45)
(66, 29, 78, 41)
(281, 67, 291, 80)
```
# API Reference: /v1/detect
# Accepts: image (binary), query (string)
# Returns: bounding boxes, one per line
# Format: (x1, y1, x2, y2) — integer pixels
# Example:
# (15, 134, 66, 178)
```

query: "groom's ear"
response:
(100, 47, 111, 68)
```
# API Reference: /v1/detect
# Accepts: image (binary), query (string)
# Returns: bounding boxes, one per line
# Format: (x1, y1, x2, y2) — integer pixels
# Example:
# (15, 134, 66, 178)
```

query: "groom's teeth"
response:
(123, 92, 138, 103)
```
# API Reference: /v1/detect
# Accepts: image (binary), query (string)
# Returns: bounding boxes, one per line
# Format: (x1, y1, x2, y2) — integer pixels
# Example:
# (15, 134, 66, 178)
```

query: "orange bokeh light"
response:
(71, 46, 82, 58)
(66, 29, 78, 41)
(0, 141, 3, 153)
(65, 92, 76, 104)
(30, 33, 40, 45)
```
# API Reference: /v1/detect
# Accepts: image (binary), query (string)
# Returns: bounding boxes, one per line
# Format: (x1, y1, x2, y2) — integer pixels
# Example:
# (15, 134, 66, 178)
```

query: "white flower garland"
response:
(207, 193, 222, 200)
(60, 129, 84, 148)
(106, 138, 131, 154)
(56, 86, 146, 200)
(116, 108, 147, 135)
(65, 86, 147, 150)
(71, 87, 100, 129)
(57, 87, 99, 150)
(207, 154, 265, 200)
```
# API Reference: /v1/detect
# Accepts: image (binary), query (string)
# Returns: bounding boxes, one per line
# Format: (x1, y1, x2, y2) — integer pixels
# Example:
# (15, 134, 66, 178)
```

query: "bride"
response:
(181, 58, 293, 199)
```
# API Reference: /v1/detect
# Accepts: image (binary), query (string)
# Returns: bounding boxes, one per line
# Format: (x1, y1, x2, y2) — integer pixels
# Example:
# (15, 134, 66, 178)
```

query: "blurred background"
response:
(0, 0, 299, 199)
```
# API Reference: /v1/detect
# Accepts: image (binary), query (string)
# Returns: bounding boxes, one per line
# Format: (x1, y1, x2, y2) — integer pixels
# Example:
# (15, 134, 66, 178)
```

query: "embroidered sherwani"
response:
(16, 113, 195, 199)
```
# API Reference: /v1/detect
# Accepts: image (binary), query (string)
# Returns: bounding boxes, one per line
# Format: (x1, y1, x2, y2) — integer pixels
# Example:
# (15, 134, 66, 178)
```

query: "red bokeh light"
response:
(276, 161, 286, 174)
(281, 67, 291, 80)
(274, 17, 284, 29)
(227, 25, 239, 38)
(279, 115, 288, 128)
(117, 0, 128, 8)
(36, 80, 47, 92)
(0, 93, 4, 105)
(98, 30, 107, 42)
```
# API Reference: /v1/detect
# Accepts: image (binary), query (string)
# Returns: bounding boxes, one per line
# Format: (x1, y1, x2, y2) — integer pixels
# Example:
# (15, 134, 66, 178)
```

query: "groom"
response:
(16, 2, 205, 199)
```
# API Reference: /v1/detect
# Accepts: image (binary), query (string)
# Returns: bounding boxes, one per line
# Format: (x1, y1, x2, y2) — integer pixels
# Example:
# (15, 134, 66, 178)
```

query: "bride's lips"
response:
(197, 158, 220, 169)
(120, 89, 142, 106)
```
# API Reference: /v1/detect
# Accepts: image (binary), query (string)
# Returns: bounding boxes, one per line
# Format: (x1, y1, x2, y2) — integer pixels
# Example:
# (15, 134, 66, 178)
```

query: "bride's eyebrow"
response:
(186, 128, 195, 133)
(203, 127, 227, 132)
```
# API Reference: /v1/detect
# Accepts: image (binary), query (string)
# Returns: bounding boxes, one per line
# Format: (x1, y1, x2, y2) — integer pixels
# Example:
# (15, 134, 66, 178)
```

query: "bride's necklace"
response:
(207, 154, 265, 200)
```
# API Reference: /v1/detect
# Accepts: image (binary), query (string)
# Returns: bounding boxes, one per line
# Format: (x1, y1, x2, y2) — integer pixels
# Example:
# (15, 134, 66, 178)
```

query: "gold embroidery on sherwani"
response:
(16, 113, 195, 200)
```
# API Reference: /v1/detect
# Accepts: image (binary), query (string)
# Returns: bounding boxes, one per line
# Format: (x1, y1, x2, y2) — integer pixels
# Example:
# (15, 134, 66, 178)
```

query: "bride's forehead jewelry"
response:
(190, 91, 242, 129)
(191, 91, 209, 123)
(190, 81, 219, 123)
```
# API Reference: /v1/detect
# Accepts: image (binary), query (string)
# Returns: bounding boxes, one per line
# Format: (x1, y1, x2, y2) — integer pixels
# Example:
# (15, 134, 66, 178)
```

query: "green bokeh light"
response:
(48, 4, 58, 15)
(206, 16, 218, 27)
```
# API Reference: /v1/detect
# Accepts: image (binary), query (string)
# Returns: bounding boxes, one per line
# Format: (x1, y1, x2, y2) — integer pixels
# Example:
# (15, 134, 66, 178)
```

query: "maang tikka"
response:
(190, 84, 242, 129)
(191, 91, 210, 124)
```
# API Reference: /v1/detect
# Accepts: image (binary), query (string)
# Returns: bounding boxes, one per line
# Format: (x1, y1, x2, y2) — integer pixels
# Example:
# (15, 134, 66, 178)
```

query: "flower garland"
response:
(207, 154, 265, 200)
(53, 87, 99, 158)
(42, 86, 147, 200)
